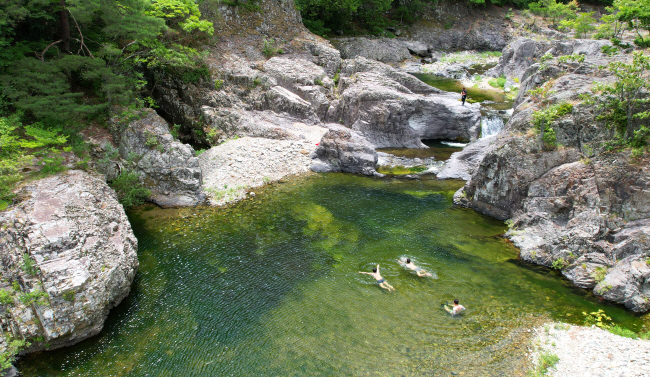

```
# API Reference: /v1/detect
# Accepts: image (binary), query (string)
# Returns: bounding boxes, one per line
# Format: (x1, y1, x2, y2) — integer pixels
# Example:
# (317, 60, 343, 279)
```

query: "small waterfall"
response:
(481, 116, 505, 137)
(480, 109, 513, 138)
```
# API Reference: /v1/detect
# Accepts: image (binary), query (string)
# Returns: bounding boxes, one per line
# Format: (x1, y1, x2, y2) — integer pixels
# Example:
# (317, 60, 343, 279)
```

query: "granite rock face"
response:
(113, 109, 205, 207)
(460, 49, 650, 312)
(332, 64, 481, 148)
(437, 135, 498, 180)
(331, 37, 412, 63)
(0, 171, 138, 352)
(487, 37, 613, 79)
(311, 124, 379, 176)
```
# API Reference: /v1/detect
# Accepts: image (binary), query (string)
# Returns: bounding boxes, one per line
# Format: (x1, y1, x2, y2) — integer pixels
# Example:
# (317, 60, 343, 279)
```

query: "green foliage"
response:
(537, 52, 554, 71)
(532, 102, 573, 150)
(614, 0, 650, 46)
(262, 39, 283, 58)
(179, 64, 211, 84)
(214, 79, 224, 90)
(557, 54, 585, 64)
(550, 258, 566, 270)
(609, 324, 638, 338)
(527, 352, 559, 377)
(0, 289, 14, 305)
(529, 0, 578, 28)
(583, 309, 612, 328)
(107, 171, 151, 207)
(591, 266, 608, 282)
(601, 45, 620, 56)
(62, 291, 76, 302)
(488, 76, 506, 89)
(22, 254, 38, 276)
(147, 0, 214, 35)
(0, 336, 27, 371)
(591, 52, 650, 141)
(18, 289, 48, 306)
(560, 12, 595, 38)
(594, 7, 626, 40)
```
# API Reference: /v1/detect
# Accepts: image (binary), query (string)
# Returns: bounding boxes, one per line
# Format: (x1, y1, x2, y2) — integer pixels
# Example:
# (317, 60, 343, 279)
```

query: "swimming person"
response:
(444, 299, 466, 316)
(359, 264, 395, 292)
(461, 88, 467, 106)
(396, 258, 433, 277)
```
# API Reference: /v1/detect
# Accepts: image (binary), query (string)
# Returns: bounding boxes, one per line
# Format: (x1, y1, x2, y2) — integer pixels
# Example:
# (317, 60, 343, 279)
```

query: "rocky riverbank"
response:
(457, 36, 650, 313)
(529, 323, 650, 376)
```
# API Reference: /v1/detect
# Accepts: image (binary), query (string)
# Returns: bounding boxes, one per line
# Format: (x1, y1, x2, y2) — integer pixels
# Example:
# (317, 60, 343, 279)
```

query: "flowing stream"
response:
(20, 174, 645, 377)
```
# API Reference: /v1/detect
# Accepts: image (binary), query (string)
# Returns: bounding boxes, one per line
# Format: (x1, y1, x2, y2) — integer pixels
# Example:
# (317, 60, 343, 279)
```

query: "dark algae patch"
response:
(20, 174, 646, 376)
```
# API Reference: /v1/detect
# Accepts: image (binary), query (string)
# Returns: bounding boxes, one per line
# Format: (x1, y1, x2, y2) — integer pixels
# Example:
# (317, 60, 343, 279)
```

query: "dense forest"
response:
(296, 0, 616, 36)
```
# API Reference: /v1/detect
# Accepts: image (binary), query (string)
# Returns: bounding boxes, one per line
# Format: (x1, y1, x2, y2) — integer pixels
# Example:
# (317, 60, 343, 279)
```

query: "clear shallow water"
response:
(20, 174, 646, 377)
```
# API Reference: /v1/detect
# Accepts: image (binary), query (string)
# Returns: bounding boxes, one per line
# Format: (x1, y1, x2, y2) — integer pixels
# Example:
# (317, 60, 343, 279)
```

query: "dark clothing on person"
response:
(461, 89, 467, 106)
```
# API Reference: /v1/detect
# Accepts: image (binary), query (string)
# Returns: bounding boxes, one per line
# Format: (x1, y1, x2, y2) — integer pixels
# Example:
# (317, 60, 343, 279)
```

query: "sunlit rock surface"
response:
(0, 171, 138, 352)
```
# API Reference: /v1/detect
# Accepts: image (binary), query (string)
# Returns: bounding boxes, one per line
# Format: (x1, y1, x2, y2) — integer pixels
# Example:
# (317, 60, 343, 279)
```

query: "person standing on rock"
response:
(359, 264, 395, 292)
(461, 88, 468, 106)
(396, 258, 433, 277)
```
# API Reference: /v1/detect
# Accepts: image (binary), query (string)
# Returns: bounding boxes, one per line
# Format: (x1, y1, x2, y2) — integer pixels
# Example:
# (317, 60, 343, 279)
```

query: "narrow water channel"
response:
(20, 174, 645, 377)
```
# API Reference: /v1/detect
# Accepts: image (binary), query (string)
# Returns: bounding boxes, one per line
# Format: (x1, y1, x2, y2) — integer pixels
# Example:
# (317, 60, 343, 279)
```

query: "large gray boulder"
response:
(0, 171, 138, 352)
(487, 37, 613, 79)
(437, 135, 498, 180)
(115, 109, 205, 207)
(331, 37, 412, 63)
(311, 124, 379, 176)
(330, 67, 481, 148)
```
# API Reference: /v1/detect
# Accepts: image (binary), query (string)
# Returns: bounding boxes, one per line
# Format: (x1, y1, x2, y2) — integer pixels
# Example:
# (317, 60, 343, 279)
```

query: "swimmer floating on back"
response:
(443, 298, 466, 316)
(396, 258, 433, 277)
(359, 264, 395, 292)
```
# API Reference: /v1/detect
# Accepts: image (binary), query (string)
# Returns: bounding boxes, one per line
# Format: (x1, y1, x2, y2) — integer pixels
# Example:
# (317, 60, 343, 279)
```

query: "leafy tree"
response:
(594, 7, 626, 40)
(563, 12, 596, 39)
(591, 52, 650, 141)
(614, 0, 650, 47)
(528, 0, 578, 29)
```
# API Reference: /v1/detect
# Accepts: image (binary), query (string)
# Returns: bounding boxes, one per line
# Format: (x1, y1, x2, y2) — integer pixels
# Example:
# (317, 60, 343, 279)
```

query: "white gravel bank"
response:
(198, 136, 324, 205)
(530, 323, 650, 377)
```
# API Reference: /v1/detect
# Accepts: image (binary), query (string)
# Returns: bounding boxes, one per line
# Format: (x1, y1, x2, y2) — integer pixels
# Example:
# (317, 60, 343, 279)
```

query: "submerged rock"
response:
(0, 170, 138, 352)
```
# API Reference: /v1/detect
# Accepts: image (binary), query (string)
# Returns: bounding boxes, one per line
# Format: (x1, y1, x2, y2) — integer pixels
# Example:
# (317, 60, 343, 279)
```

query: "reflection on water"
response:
(378, 140, 464, 162)
(19, 174, 646, 377)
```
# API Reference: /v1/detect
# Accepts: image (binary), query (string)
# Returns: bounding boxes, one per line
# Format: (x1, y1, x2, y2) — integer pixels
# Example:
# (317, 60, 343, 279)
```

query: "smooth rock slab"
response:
(0, 170, 138, 353)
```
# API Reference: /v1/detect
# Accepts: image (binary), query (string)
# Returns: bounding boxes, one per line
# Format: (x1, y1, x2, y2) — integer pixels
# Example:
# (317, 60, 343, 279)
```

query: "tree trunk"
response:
(60, 0, 70, 53)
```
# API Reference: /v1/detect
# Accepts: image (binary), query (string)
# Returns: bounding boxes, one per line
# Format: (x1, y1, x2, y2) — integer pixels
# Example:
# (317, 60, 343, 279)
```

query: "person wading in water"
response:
(359, 264, 395, 292)
(461, 87, 468, 106)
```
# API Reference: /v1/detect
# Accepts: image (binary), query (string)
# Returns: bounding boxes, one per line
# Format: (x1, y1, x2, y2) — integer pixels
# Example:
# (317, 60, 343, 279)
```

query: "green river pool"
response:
(19, 174, 647, 376)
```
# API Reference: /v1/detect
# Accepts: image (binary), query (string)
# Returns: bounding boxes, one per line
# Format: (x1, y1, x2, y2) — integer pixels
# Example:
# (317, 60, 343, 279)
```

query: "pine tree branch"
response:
(35, 40, 64, 61)
(67, 8, 94, 59)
